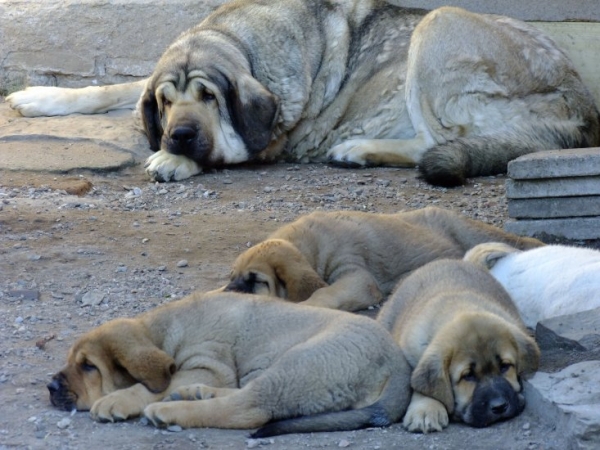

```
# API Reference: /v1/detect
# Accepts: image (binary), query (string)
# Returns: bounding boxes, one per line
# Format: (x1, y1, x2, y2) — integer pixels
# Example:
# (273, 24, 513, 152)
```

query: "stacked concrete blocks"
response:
(504, 148, 600, 240)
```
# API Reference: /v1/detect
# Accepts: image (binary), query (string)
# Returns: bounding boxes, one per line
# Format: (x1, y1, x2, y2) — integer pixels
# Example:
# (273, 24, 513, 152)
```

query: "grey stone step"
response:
(504, 216, 600, 239)
(536, 307, 600, 351)
(508, 148, 600, 180)
(508, 196, 600, 219)
(506, 176, 600, 199)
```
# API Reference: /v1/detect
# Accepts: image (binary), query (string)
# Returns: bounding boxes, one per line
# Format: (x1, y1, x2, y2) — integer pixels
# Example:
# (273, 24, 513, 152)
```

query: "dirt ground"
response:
(0, 154, 587, 449)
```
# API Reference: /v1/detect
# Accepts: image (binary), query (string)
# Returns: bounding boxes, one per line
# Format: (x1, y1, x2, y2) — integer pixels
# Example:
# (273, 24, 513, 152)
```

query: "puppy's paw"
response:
(328, 139, 378, 167)
(144, 402, 181, 427)
(144, 150, 202, 182)
(91, 391, 146, 423)
(165, 384, 214, 401)
(403, 395, 449, 434)
(6, 87, 76, 117)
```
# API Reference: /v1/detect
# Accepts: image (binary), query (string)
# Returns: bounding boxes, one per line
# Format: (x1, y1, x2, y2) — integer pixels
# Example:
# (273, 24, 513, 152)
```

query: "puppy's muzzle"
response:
(47, 372, 77, 411)
(224, 276, 254, 293)
(460, 376, 524, 427)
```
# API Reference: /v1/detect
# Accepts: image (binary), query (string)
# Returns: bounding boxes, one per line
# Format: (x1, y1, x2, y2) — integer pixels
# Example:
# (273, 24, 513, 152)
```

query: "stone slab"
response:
(506, 177, 600, 199)
(504, 217, 600, 240)
(0, 136, 135, 173)
(525, 361, 600, 450)
(537, 307, 600, 351)
(507, 148, 600, 180)
(508, 196, 600, 219)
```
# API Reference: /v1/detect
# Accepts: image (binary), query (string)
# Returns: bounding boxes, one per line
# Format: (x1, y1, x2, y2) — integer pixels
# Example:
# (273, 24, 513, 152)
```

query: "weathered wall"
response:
(1, 0, 599, 106)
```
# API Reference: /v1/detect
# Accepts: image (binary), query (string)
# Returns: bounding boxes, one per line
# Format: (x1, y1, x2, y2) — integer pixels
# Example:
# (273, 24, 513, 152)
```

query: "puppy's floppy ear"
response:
(140, 85, 163, 152)
(513, 326, 540, 374)
(229, 73, 279, 154)
(105, 319, 176, 393)
(411, 347, 454, 413)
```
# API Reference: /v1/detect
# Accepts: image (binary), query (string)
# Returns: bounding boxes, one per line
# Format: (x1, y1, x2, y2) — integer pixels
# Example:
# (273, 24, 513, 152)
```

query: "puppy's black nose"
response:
(490, 398, 509, 415)
(171, 126, 197, 142)
(47, 378, 61, 393)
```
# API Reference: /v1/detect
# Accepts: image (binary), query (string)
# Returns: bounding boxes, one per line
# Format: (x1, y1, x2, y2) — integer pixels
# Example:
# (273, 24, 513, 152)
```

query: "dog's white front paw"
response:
(6, 87, 74, 117)
(328, 139, 376, 166)
(145, 150, 202, 182)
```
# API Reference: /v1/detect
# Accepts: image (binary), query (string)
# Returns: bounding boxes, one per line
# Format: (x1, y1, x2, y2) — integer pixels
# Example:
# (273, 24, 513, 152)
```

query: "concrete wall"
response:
(1, 0, 599, 106)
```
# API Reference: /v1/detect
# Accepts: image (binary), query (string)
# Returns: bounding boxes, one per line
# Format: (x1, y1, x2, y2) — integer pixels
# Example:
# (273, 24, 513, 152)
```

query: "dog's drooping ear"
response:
(106, 320, 176, 393)
(411, 348, 454, 413)
(512, 326, 540, 374)
(229, 74, 279, 154)
(140, 86, 164, 152)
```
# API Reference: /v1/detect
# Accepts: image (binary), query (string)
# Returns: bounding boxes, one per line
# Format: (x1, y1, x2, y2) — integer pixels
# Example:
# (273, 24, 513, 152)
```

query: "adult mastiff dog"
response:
(7, 0, 600, 186)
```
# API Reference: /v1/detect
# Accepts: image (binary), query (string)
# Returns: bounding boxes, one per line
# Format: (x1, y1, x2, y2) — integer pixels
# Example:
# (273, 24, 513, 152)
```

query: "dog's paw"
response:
(90, 391, 145, 423)
(143, 402, 181, 427)
(6, 87, 75, 117)
(327, 139, 377, 167)
(165, 384, 214, 401)
(402, 396, 449, 434)
(144, 150, 202, 182)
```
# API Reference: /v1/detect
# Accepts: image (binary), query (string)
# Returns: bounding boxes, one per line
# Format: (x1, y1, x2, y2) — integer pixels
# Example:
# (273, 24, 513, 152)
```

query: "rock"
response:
(56, 418, 71, 429)
(176, 260, 189, 268)
(80, 290, 105, 307)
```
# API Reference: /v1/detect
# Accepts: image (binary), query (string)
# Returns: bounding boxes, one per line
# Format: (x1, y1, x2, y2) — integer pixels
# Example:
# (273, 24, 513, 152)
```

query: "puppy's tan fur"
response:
(48, 291, 411, 436)
(378, 259, 540, 433)
(227, 207, 543, 311)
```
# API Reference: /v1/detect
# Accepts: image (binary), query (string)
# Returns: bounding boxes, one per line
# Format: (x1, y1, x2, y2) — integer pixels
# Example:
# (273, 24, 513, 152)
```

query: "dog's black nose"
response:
(171, 126, 197, 142)
(489, 398, 509, 415)
(47, 378, 61, 393)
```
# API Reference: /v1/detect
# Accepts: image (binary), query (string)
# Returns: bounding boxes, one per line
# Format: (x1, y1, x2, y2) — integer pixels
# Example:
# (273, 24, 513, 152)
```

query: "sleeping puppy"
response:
(226, 206, 543, 311)
(377, 259, 540, 433)
(47, 291, 411, 437)
(465, 242, 600, 328)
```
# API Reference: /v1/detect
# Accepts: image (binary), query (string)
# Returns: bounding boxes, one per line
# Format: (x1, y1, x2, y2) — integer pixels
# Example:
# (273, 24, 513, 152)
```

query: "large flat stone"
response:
(0, 136, 135, 173)
(506, 177, 600, 199)
(508, 196, 600, 219)
(537, 307, 600, 351)
(507, 148, 600, 180)
(525, 361, 600, 450)
(504, 217, 600, 240)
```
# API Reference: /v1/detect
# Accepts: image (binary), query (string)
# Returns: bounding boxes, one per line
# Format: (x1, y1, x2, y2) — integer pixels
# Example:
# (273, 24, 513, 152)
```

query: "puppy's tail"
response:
(418, 119, 600, 187)
(251, 364, 410, 438)
(464, 242, 521, 270)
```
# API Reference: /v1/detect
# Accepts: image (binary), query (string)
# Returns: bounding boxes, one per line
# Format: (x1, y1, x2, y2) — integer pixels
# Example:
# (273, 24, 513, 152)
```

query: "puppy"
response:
(465, 242, 600, 328)
(226, 206, 543, 311)
(377, 259, 540, 433)
(47, 291, 411, 436)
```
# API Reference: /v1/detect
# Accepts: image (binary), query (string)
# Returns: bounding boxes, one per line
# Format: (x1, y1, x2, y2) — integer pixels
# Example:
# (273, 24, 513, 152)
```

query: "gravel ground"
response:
(0, 163, 580, 450)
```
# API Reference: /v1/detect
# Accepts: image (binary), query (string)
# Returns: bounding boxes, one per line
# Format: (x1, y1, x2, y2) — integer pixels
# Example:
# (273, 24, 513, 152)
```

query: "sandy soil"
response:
(0, 156, 583, 449)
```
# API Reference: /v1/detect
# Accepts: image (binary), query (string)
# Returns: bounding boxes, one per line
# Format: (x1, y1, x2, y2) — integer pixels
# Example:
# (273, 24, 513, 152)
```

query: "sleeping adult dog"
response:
(225, 206, 543, 311)
(7, 0, 599, 186)
(465, 242, 600, 328)
(46, 291, 411, 437)
(377, 259, 540, 433)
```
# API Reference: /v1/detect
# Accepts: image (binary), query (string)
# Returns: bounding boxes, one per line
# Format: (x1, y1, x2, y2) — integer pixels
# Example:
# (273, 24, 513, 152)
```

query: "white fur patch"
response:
(489, 245, 600, 328)
(145, 150, 202, 182)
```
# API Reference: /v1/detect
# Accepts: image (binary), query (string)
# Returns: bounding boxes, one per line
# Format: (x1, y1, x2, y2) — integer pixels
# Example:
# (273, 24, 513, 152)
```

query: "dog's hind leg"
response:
(6, 79, 147, 117)
(144, 386, 270, 429)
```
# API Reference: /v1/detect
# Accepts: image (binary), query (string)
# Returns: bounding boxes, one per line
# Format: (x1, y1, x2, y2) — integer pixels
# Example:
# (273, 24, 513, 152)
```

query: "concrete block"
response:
(508, 148, 600, 180)
(506, 177, 600, 199)
(504, 217, 600, 240)
(536, 307, 600, 351)
(508, 196, 600, 219)
(525, 361, 600, 450)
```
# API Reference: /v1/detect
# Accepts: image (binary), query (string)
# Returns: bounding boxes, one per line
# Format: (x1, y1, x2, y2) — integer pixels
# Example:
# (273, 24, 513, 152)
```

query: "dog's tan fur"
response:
(47, 291, 411, 436)
(377, 259, 540, 433)
(226, 207, 543, 311)
(7, 1, 599, 185)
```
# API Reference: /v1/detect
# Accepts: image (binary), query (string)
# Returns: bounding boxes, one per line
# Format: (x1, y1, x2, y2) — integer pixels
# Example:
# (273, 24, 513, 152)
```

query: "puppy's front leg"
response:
(301, 270, 382, 311)
(402, 391, 449, 433)
(91, 383, 163, 422)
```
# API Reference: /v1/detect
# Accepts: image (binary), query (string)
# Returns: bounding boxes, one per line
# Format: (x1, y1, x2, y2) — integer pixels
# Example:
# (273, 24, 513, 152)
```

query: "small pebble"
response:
(167, 425, 183, 432)
(56, 418, 71, 429)
(177, 260, 189, 268)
